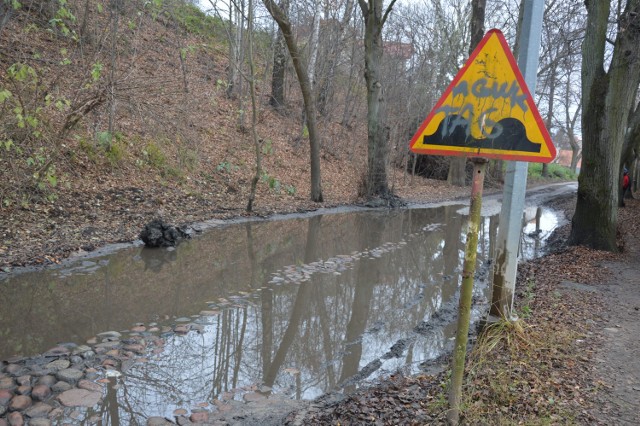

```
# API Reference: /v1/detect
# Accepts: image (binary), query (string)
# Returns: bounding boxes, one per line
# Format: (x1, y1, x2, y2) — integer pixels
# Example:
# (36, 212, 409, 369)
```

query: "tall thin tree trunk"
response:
(227, 3, 243, 99)
(318, 0, 354, 116)
(269, 1, 288, 110)
(543, 65, 557, 178)
(299, 0, 322, 139)
(341, 26, 360, 127)
(108, 0, 120, 142)
(308, 0, 321, 90)
(263, 0, 323, 202)
(565, 93, 581, 174)
(246, 0, 261, 212)
(79, 0, 91, 45)
(236, 1, 246, 130)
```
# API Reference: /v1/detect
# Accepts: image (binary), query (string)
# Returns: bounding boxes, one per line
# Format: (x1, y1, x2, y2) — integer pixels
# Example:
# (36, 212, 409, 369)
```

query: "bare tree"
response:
(390, 0, 471, 183)
(246, 0, 261, 212)
(307, 0, 321, 90)
(229, 0, 245, 100)
(619, 91, 640, 199)
(263, 0, 323, 202)
(107, 0, 121, 142)
(562, 92, 582, 174)
(269, 0, 288, 110)
(316, 0, 355, 116)
(358, 0, 398, 199)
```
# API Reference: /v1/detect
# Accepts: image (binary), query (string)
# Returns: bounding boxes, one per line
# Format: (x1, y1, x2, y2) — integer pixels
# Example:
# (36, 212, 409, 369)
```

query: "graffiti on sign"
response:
(410, 29, 556, 163)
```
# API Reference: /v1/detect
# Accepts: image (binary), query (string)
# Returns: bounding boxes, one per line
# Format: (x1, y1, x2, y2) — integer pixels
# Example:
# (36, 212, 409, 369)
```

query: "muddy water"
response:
(0, 198, 566, 422)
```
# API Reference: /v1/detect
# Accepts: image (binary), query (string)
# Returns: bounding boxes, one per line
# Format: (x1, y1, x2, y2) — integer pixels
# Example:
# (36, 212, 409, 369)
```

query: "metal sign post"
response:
(491, 0, 545, 319)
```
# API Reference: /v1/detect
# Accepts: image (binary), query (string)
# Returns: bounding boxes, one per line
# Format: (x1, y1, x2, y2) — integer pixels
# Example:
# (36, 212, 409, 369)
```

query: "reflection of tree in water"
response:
(88, 206, 509, 421)
(98, 305, 254, 423)
(519, 206, 544, 258)
(259, 208, 486, 398)
(338, 213, 386, 390)
(263, 216, 321, 395)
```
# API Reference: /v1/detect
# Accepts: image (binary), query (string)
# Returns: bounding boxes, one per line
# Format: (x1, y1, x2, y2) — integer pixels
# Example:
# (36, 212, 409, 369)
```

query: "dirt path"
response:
(590, 224, 640, 424)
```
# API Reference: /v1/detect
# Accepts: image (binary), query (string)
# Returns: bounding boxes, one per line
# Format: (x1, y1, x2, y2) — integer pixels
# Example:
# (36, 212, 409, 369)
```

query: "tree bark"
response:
(269, 0, 288, 110)
(564, 81, 582, 174)
(308, 0, 321, 90)
(569, 0, 640, 251)
(0, 1, 12, 36)
(620, 95, 640, 172)
(246, 0, 261, 212)
(227, 2, 244, 100)
(316, 0, 354, 116)
(359, 0, 397, 198)
(542, 64, 558, 178)
(108, 0, 120, 142)
(263, 0, 323, 202)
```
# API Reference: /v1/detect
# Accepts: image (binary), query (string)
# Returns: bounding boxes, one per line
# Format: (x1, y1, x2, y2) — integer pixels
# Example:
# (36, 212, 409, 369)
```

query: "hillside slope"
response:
(0, 0, 469, 269)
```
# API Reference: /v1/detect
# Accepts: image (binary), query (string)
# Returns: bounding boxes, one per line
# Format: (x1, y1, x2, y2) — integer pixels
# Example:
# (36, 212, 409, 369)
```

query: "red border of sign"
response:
(409, 29, 556, 163)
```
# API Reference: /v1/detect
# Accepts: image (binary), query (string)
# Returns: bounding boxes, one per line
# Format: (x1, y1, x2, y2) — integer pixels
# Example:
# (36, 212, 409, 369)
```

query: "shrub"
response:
(528, 163, 577, 181)
(142, 142, 167, 169)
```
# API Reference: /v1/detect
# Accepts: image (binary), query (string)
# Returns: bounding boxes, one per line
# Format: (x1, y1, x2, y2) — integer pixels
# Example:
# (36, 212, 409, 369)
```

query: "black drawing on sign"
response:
(424, 114, 541, 153)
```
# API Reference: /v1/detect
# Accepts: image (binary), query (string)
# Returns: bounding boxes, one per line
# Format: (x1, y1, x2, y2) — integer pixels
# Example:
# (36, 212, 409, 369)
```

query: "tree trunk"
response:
(236, 1, 246, 129)
(79, 0, 91, 44)
(569, 0, 640, 251)
(619, 97, 640, 172)
(0, 1, 13, 36)
(299, 0, 322, 138)
(227, 2, 244, 100)
(308, 0, 321, 89)
(263, 0, 323, 202)
(341, 24, 361, 128)
(542, 65, 557, 178)
(360, 0, 397, 198)
(107, 0, 120, 143)
(318, 0, 353, 116)
(246, 0, 261, 212)
(619, 102, 640, 205)
(447, 158, 466, 186)
(570, 149, 581, 173)
(565, 92, 582, 174)
(269, 0, 288, 110)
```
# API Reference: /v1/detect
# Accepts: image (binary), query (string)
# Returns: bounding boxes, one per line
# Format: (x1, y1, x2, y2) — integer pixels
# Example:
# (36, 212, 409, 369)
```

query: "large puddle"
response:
(0, 185, 573, 423)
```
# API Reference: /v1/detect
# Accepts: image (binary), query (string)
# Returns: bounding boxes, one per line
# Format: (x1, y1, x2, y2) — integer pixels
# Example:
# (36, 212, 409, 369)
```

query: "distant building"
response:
(384, 42, 414, 61)
(555, 149, 581, 170)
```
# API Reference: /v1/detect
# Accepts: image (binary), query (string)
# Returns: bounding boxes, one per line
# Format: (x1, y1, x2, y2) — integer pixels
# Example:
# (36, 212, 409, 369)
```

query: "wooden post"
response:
(447, 157, 488, 425)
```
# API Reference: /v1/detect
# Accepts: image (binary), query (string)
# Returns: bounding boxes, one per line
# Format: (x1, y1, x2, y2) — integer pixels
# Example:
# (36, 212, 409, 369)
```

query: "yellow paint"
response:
(412, 31, 553, 159)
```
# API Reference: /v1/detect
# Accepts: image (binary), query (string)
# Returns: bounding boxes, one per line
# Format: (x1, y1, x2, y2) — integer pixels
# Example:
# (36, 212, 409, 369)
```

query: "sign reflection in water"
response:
(0, 204, 563, 424)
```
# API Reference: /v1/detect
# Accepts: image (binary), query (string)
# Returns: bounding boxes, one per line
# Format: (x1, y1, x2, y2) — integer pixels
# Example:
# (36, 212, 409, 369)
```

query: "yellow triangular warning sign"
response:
(409, 29, 556, 163)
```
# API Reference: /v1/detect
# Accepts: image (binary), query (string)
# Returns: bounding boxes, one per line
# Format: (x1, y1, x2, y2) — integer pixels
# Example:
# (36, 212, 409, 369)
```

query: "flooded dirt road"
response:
(0, 183, 576, 423)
